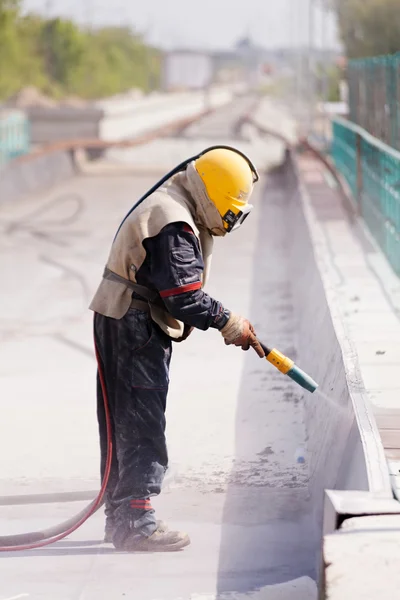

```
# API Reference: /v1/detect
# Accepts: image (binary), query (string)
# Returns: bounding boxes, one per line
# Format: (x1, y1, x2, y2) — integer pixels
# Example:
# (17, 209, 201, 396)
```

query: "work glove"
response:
(221, 313, 265, 358)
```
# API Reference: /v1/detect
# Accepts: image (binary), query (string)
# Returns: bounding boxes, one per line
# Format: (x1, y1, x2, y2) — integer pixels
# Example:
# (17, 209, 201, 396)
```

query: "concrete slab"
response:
(0, 120, 315, 597)
(1, 107, 397, 599)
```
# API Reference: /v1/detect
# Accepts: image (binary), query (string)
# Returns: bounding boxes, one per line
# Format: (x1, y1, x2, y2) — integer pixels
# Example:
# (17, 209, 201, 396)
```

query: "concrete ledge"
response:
(323, 489, 400, 536)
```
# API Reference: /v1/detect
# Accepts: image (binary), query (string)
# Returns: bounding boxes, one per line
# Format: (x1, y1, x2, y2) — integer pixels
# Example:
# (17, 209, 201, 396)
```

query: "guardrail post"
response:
(0, 110, 30, 167)
(356, 132, 363, 216)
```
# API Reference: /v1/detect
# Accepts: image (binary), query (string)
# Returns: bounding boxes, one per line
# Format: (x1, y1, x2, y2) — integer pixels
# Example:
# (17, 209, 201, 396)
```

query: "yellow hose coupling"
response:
(266, 349, 294, 374)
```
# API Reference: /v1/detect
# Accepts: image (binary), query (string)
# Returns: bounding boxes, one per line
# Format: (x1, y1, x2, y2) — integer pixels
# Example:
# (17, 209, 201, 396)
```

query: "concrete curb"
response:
(260, 153, 393, 588)
(291, 150, 390, 497)
(286, 150, 400, 597)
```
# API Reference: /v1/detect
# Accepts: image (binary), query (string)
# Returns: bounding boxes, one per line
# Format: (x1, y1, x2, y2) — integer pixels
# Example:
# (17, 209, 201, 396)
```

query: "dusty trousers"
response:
(94, 308, 172, 536)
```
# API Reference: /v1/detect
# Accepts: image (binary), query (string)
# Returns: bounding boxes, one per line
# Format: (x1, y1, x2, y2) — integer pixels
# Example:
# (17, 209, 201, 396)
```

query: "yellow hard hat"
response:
(194, 146, 259, 232)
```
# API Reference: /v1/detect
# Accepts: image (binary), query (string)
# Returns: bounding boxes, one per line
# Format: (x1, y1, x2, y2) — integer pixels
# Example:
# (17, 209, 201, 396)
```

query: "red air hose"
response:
(0, 339, 112, 552)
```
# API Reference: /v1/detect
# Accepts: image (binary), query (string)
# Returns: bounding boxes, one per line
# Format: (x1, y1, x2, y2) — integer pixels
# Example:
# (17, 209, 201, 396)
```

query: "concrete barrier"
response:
(261, 154, 394, 573)
(0, 104, 221, 204)
(282, 152, 400, 592)
(290, 150, 395, 499)
(28, 106, 103, 145)
(27, 88, 233, 145)
(289, 157, 374, 502)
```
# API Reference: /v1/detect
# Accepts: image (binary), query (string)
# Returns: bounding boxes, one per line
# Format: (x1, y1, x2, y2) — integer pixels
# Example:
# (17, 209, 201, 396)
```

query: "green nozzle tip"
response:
(287, 365, 318, 394)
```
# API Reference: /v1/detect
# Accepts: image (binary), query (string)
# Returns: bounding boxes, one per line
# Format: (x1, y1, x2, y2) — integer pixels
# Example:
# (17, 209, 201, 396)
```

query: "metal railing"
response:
(348, 54, 400, 151)
(0, 110, 30, 168)
(332, 117, 400, 277)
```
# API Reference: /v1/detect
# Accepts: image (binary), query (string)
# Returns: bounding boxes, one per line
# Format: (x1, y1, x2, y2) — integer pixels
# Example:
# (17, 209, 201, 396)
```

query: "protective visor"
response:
(223, 203, 254, 232)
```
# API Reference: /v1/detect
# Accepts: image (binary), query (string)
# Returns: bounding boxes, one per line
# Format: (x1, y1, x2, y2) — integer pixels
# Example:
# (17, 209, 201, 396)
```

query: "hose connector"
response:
(260, 343, 318, 394)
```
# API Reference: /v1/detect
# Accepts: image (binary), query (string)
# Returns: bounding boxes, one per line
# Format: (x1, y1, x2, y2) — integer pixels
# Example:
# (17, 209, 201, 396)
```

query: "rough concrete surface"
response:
(0, 104, 319, 599)
(0, 103, 397, 599)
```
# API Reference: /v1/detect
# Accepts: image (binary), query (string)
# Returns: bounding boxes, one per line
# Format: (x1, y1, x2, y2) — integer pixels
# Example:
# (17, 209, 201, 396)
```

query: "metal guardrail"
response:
(332, 117, 400, 277)
(348, 54, 400, 150)
(0, 110, 30, 167)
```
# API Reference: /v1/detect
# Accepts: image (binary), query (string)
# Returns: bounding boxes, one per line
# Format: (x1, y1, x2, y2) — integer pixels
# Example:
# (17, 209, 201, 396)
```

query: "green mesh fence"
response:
(348, 54, 400, 150)
(332, 117, 400, 277)
(331, 119, 358, 199)
(0, 110, 30, 168)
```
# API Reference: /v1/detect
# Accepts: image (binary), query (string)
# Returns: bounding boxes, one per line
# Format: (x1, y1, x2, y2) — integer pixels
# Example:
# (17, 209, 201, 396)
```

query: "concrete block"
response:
(323, 515, 400, 599)
(28, 106, 102, 145)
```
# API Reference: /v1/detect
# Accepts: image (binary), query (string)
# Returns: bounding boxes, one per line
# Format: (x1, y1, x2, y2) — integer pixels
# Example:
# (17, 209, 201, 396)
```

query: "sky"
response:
(21, 0, 341, 51)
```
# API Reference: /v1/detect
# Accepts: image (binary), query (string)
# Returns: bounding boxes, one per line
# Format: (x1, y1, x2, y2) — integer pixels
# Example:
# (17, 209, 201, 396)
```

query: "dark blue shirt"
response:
(136, 222, 230, 331)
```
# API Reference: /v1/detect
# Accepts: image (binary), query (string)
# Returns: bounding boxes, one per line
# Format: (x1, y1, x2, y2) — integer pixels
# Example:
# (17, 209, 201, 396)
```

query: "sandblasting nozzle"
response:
(259, 344, 318, 394)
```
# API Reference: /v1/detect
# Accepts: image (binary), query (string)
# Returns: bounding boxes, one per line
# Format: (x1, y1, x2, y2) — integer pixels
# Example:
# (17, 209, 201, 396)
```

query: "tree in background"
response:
(0, 0, 23, 97)
(79, 27, 160, 98)
(40, 18, 86, 93)
(0, 2, 161, 101)
(335, 0, 400, 58)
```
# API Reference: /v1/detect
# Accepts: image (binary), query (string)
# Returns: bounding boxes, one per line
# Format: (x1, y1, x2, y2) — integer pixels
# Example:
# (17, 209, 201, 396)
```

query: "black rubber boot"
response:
(112, 520, 190, 552)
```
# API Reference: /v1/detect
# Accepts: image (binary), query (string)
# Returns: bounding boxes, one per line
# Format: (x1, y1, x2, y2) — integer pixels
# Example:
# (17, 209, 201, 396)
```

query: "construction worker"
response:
(90, 146, 265, 552)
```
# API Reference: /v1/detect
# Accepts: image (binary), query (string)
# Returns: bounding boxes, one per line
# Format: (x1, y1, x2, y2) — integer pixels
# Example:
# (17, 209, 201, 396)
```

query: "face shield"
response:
(222, 202, 254, 232)
(218, 147, 258, 233)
